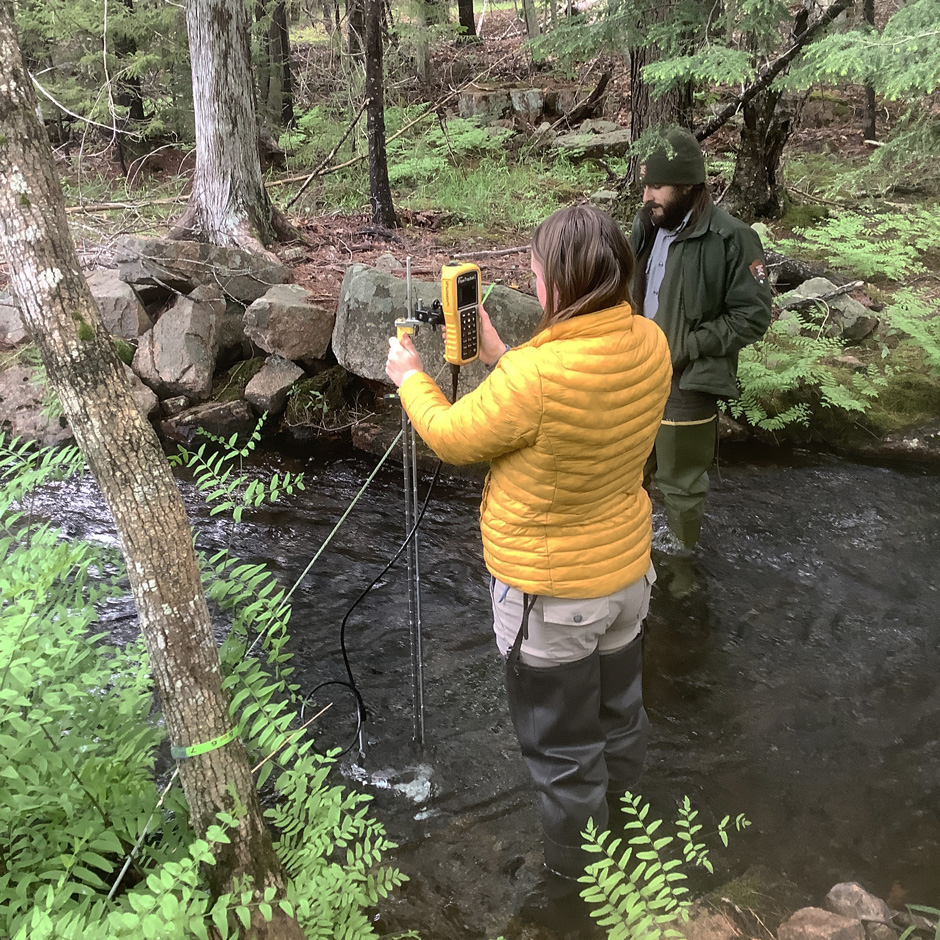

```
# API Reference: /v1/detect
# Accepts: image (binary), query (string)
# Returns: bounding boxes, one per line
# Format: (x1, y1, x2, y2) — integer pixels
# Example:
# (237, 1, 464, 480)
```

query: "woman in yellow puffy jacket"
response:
(386, 205, 671, 930)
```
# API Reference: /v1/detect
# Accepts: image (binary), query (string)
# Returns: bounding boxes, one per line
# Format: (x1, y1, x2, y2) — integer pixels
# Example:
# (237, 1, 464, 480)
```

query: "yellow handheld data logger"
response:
(440, 262, 481, 366)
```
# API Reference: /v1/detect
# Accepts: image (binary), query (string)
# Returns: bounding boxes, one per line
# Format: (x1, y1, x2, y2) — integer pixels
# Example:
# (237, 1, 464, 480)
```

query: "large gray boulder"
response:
(217, 301, 252, 359)
(553, 125, 631, 160)
(122, 363, 159, 418)
(457, 89, 512, 124)
(86, 268, 152, 339)
(115, 236, 291, 305)
(333, 263, 543, 392)
(779, 908, 865, 940)
(826, 883, 898, 940)
(510, 87, 545, 124)
(133, 284, 224, 399)
(0, 365, 73, 446)
(243, 283, 333, 361)
(777, 277, 879, 341)
(245, 356, 304, 416)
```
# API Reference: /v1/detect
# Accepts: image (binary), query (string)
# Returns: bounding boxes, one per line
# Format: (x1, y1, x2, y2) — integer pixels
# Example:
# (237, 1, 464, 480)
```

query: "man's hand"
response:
(386, 334, 424, 388)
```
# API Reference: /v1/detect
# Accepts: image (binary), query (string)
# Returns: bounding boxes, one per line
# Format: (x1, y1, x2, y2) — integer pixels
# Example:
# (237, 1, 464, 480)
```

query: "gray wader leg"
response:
(599, 632, 648, 822)
(505, 650, 608, 879)
(652, 418, 717, 549)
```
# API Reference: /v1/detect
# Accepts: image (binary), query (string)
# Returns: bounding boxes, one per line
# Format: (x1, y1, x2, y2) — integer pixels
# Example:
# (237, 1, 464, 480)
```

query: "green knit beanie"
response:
(640, 129, 706, 185)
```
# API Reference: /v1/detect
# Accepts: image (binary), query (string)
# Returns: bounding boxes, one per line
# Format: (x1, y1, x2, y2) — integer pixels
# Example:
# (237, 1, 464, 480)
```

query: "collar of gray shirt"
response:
(643, 212, 691, 320)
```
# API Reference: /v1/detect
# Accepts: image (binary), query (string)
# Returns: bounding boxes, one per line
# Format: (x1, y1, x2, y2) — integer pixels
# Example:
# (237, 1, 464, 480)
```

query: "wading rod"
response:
(403, 257, 426, 745)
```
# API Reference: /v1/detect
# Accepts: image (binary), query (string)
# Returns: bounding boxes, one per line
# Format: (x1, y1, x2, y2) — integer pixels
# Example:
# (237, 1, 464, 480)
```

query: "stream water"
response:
(33, 444, 940, 940)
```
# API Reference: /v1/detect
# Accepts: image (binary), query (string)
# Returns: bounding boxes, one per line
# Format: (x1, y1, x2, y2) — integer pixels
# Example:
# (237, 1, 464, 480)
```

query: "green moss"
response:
(778, 194, 830, 232)
(285, 367, 350, 429)
(77, 322, 94, 341)
(864, 345, 940, 434)
(211, 357, 266, 402)
(112, 337, 135, 365)
(703, 864, 808, 935)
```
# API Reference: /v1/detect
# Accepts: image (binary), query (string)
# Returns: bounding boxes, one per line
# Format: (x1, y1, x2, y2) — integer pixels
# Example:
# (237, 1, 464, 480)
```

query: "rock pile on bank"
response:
(0, 238, 541, 451)
(683, 881, 934, 940)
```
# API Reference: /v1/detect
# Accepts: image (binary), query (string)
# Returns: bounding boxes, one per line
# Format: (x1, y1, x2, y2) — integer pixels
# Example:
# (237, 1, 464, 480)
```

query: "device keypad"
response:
(460, 308, 477, 358)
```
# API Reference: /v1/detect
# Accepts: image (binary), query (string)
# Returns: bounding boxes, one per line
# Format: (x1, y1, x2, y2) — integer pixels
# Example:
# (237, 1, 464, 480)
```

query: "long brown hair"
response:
(530, 205, 635, 334)
(685, 183, 712, 231)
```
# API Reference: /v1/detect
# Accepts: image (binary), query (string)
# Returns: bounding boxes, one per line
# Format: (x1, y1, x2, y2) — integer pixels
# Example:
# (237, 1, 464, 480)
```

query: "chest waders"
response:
(503, 602, 648, 882)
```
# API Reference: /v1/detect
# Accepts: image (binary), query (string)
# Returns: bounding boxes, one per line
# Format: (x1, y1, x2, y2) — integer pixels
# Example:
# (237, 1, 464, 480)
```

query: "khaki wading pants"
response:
(645, 414, 718, 549)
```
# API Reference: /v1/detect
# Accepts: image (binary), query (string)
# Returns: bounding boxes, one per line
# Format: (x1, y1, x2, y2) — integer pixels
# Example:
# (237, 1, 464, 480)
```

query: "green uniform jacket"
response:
(629, 200, 772, 399)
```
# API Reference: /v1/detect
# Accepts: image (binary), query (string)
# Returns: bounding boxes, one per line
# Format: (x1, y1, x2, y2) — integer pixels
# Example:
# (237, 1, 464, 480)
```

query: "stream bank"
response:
(28, 442, 940, 940)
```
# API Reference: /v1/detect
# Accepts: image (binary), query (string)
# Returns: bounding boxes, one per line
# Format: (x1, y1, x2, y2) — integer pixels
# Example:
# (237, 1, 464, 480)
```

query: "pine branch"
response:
(696, 0, 856, 141)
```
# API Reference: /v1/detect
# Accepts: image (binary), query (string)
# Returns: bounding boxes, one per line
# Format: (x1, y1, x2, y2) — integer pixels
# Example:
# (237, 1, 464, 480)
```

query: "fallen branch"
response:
(776, 280, 865, 311)
(558, 70, 610, 127)
(62, 52, 521, 219)
(65, 195, 185, 214)
(696, 0, 854, 142)
(283, 98, 369, 210)
(271, 48, 520, 203)
(449, 245, 528, 259)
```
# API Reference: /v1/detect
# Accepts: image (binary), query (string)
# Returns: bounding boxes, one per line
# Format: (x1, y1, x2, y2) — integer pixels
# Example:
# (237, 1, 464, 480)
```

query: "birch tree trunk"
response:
(0, 12, 305, 940)
(171, 0, 293, 252)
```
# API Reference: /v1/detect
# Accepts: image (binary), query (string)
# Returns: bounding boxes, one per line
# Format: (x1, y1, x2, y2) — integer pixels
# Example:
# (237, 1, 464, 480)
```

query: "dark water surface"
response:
(34, 446, 940, 939)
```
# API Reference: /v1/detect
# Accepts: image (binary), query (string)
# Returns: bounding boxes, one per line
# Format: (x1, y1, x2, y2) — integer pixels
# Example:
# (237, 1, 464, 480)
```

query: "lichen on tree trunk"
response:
(0, 10, 306, 937)
(723, 88, 797, 221)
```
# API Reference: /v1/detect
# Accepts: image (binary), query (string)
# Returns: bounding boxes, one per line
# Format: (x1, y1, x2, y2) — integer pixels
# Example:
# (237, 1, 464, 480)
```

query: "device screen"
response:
(456, 272, 479, 309)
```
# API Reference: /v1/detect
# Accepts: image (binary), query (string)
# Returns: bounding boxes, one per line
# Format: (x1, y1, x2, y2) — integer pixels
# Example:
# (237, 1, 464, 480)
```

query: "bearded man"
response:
(630, 128, 773, 557)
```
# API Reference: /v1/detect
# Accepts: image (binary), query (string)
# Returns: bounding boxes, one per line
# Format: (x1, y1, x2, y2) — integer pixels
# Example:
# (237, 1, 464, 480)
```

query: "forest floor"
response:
(0, 11, 897, 312)
(271, 10, 890, 311)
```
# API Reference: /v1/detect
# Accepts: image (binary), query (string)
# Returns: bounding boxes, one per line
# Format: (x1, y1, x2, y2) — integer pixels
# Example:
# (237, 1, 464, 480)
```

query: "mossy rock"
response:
(779, 196, 830, 232)
(703, 864, 809, 935)
(284, 365, 351, 430)
(212, 356, 266, 402)
(863, 346, 940, 435)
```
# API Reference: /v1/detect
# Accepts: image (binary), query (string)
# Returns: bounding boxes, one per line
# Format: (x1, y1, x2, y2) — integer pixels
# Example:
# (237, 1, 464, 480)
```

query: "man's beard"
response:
(646, 190, 694, 230)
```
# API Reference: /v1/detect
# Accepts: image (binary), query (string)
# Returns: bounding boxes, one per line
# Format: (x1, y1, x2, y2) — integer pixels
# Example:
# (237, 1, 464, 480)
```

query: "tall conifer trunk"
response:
(365, 0, 398, 227)
(457, 0, 477, 37)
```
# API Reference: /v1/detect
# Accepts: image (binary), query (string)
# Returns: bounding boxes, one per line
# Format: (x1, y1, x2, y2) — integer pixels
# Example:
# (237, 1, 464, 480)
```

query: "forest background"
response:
(1, 0, 939, 937)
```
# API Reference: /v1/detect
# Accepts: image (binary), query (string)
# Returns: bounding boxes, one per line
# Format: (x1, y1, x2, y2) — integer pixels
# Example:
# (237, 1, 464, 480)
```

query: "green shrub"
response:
(729, 309, 888, 432)
(581, 792, 749, 940)
(1, 432, 402, 939)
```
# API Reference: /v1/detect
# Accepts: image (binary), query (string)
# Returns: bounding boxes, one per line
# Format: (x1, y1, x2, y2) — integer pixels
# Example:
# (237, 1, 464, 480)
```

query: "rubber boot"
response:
(515, 866, 602, 939)
(652, 419, 717, 550)
(598, 634, 648, 828)
(504, 650, 609, 880)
